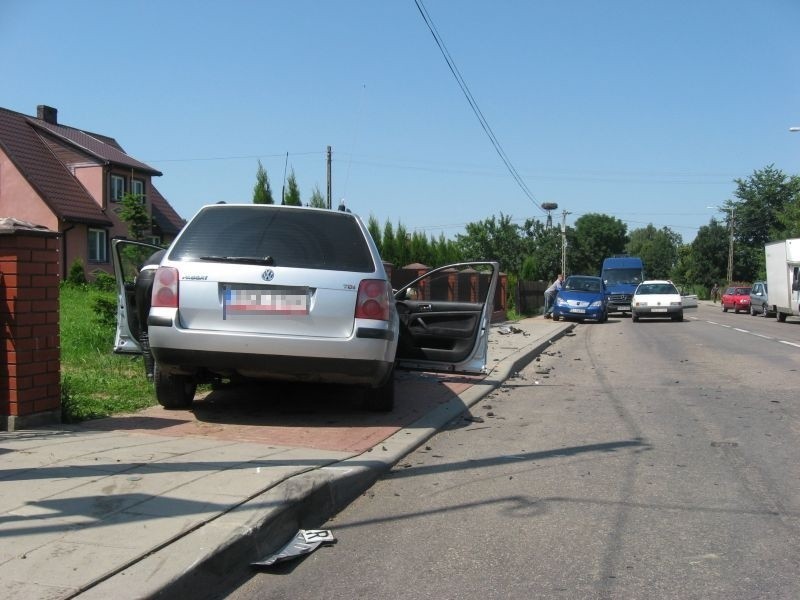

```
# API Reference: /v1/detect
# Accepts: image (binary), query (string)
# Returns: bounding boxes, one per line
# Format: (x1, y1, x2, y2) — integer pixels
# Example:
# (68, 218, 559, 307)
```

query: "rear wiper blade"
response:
(199, 255, 275, 265)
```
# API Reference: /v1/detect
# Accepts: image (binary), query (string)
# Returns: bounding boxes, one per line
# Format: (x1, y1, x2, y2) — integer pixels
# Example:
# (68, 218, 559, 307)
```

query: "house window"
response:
(147, 235, 162, 246)
(110, 174, 126, 202)
(88, 228, 108, 263)
(132, 178, 146, 203)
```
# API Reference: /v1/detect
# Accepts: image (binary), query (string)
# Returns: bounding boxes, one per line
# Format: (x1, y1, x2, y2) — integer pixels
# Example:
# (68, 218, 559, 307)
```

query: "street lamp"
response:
(560, 210, 571, 276)
(707, 204, 738, 284)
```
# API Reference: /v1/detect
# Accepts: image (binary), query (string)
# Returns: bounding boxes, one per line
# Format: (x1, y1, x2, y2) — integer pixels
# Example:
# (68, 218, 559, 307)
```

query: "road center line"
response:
(779, 340, 800, 349)
(734, 328, 749, 333)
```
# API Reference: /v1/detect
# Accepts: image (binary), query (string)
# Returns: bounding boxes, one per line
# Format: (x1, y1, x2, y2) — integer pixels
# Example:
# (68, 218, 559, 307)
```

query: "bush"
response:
(92, 271, 115, 292)
(67, 259, 86, 285)
(92, 294, 117, 328)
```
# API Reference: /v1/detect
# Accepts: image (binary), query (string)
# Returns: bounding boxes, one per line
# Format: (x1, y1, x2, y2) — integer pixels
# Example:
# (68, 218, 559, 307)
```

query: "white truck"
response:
(765, 238, 800, 322)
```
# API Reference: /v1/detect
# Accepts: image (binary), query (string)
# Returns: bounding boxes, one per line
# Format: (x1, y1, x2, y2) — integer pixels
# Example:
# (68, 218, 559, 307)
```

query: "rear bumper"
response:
(148, 314, 398, 385)
(151, 345, 394, 385)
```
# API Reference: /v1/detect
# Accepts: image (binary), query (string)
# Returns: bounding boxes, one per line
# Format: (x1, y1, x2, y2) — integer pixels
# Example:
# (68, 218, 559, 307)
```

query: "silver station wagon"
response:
(112, 204, 498, 412)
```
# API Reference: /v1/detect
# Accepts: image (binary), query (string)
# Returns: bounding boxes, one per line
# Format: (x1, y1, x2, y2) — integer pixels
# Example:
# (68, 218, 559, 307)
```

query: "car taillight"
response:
(355, 279, 391, 321)
(151, 266, 179, 308)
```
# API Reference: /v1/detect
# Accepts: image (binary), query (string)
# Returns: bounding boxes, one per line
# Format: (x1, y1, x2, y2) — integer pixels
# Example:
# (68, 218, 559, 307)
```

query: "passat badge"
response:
(262, 269, 275, 282)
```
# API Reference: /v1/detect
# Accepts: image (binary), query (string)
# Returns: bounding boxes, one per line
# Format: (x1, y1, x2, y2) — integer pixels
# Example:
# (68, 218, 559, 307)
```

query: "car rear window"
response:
(168, 206, 375, 272)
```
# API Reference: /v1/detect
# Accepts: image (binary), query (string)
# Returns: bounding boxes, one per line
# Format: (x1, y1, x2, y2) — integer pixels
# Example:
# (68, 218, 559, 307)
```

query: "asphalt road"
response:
(226, 305, 800, 600)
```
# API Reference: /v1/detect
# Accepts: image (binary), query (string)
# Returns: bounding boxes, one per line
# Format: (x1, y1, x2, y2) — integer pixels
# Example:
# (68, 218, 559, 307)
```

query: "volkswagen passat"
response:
(631, 280, 683, 322)
(112, 204, 499, 412)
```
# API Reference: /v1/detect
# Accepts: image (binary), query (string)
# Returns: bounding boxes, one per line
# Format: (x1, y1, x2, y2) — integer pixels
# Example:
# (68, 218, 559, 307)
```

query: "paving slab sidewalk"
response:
(0, 318, 573, 600)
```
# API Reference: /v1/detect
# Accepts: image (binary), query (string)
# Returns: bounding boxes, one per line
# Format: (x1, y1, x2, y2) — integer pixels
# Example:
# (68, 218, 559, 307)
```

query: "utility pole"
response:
(727, 204, 735, 284)
(326, 146, 332, 209)
(561, 210, 571, 276)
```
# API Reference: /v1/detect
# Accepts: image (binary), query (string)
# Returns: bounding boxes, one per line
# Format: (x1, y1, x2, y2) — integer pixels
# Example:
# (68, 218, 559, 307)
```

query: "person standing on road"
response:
(710, 283, 720, 303)
(543, 273, 564, 318)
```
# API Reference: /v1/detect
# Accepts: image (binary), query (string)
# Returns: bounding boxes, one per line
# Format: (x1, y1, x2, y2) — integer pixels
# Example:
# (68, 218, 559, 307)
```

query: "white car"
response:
(112, 204, 499, 412)
(631, 280, 683, 322)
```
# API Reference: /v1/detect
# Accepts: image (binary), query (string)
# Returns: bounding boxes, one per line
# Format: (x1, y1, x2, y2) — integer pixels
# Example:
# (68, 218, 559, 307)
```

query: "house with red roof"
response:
(0, 104, 185, 279)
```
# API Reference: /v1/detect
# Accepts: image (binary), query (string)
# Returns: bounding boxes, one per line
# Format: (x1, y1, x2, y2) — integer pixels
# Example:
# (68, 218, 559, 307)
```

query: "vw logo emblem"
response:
(262, 269, 275, 282)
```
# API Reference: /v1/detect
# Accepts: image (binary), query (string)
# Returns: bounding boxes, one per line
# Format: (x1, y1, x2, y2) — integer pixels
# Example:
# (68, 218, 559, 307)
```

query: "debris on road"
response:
(252, 530, 337, 567)
(497, 325, 529, 336)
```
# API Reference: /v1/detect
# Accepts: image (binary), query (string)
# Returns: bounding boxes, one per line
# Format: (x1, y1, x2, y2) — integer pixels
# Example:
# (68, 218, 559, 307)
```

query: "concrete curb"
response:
(79, 321, 576, 599)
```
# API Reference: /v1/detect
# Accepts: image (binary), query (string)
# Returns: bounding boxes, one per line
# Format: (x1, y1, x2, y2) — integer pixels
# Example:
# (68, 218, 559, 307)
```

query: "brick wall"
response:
(0, 224, 61, 431)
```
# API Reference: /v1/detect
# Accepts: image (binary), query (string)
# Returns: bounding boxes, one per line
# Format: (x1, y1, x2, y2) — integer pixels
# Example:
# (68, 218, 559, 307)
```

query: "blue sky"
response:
(2, 0, 799, 242)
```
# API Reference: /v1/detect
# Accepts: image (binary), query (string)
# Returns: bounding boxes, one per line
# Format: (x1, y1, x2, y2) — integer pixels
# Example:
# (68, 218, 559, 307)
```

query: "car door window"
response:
(394, 262, 499, 374)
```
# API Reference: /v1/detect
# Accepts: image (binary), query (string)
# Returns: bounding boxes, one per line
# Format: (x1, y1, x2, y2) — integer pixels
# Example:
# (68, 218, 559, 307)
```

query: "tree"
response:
(308, 184, 327, 208)
(626, 224, 682, 279)
(283, 168, 302, 205)
(382, 220, 397, 265)
(456, 213, 527, 276)
(252, 160, 274, 204)
(675, 218, 728, 289)
(367, 215, 382, 255)
(518, 219, 561, 280)
(731, 165, 796, 246)
(118, 192, 151, 241)
(568, 213, 628, 275)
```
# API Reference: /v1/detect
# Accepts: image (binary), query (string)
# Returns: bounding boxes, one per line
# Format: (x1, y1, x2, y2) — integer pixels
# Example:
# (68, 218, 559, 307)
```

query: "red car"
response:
(721, 286, 752, 313)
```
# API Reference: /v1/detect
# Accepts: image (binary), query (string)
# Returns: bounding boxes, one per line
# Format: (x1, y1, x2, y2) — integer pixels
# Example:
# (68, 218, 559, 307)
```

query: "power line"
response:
(413, 0, 546, 215)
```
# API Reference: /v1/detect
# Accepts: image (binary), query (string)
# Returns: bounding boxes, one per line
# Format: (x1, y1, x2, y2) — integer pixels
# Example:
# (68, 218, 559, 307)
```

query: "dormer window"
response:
(132, 178, 146, 204)
(110, 174, 125, 202)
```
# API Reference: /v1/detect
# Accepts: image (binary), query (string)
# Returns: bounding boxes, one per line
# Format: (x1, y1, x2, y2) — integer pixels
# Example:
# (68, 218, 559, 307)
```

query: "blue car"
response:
(552, 275, 608, 323)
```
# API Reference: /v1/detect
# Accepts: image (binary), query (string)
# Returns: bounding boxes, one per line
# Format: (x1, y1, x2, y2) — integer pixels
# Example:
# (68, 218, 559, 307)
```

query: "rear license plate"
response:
(617, 305, 630, 311)
(571, 308, 586, 314)
(223, 285, 309, 318)
(652, 308, 668, 313)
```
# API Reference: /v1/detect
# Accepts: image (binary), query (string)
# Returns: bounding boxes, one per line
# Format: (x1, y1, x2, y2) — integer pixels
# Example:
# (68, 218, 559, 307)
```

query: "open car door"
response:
(111, 239, 164, 355)
(394, 261, 499, 374)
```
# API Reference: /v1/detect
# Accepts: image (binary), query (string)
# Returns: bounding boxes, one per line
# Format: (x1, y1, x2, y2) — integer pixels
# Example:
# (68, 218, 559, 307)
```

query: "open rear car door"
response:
(394, 261, 499, 374)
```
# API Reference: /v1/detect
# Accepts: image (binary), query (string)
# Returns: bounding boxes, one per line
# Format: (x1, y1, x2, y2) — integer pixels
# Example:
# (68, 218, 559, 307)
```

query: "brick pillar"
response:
(0, 223, 61, 431)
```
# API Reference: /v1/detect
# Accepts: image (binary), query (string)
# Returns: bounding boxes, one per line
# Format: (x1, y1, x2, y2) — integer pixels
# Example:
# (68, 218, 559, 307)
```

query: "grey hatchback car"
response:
(113, 204, 499, 412)
(749, 281, 772, 316)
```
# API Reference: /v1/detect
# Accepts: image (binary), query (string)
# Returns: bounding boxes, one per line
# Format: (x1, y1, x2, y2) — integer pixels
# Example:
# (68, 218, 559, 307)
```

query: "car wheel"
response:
(722, 306, 728, 312)
(761, 304, 769, 317)
(364, 371, 395, 412)
(154, 364, 196, 409)
(632, 313, 639, 322)
(750, 305, 758, 316)
(552, 313, 560, 321)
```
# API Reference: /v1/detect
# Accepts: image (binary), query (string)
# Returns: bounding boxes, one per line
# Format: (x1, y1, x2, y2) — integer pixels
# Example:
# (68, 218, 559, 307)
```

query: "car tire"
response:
(154, 364, 197, 409)
(751, 306, 758, 316)
(632, 313, 639, 322)
(778, 312, 787, 322)
(552, 313, 560, 321)
(722, 306, 728, 312)
(364, 371, 395, 412)
(761, 304, 769, 317)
